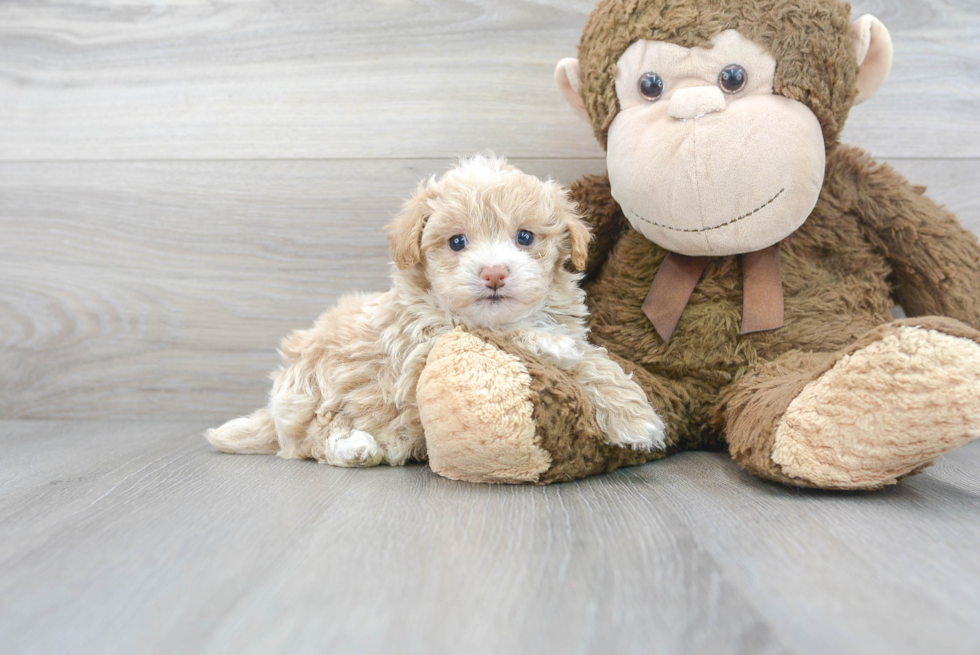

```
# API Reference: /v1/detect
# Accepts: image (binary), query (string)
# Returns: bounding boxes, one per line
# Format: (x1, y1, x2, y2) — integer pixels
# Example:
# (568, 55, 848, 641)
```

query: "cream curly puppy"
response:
(206, 155, 664, 467)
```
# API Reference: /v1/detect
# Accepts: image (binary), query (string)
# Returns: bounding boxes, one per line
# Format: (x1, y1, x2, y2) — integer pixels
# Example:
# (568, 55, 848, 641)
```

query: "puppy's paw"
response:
(324, 429, 384, 467)
(602, 411, 666, 452)
(527, 334, 585, 368)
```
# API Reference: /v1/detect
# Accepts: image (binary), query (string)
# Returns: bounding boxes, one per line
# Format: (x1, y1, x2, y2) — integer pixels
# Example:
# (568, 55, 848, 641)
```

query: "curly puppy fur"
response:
(207, 155, 663, 467)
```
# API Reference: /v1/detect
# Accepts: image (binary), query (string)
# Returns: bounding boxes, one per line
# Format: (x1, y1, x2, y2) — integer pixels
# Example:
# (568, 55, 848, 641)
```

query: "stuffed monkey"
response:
(416, 0, 980, 489)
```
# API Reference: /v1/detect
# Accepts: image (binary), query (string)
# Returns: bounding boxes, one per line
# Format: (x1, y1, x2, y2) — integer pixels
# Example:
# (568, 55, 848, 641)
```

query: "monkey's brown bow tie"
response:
(642, 243, 784, 343)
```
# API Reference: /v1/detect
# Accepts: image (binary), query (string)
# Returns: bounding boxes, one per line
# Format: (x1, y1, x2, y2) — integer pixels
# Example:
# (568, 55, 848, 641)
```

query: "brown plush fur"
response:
(576, 147, 980, 473)
(578, 0, 858, 148)
(476, 331, 654, 483)
(418, 328, 657, 484)
(417, 0, 980, 488)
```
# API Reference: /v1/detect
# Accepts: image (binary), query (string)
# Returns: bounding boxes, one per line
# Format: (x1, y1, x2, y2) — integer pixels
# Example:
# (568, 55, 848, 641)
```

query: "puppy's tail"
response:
(206, 408, 279, 455)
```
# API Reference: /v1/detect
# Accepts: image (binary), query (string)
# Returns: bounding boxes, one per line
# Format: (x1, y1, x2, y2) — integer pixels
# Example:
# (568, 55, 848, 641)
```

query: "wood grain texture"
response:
(0, 158, 607, 419)
(2, 158, 976, 420)
(0, 0, 978, 161)
(1, 420, 978, 655)
(3, 3, 979, 654)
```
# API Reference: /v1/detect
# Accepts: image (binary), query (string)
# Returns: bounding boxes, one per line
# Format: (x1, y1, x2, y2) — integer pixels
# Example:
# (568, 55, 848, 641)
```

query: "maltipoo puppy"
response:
(207, 155, 664, 467)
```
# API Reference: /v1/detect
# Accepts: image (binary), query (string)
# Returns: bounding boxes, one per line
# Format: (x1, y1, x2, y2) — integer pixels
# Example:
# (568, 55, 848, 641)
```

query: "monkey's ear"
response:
(388, 177, 438, 270)
(555, 58, 591, 123)
(851, 15, 893, 105)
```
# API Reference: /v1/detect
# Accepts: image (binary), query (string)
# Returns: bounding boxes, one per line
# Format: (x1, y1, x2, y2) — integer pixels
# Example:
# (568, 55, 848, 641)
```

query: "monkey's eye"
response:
(516, 230, 534, 246)
(719, 64, 747, 94)
(638, 72, 665, 101)
(448, 234, 467, 251)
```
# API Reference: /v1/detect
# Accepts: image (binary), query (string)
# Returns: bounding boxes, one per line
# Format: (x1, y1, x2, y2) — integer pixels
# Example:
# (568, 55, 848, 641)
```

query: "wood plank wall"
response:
(1, 0, 978, 420)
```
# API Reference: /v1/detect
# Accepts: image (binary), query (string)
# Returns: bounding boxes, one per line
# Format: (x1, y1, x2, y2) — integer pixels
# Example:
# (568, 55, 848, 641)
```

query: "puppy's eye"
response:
(516, 230, 534, 246)
(448, 234, 467, 252)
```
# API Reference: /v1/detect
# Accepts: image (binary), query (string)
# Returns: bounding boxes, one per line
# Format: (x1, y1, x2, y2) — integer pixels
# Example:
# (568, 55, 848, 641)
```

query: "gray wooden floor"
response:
(2, 421, 979, 655)
(3, 0, 980, 653)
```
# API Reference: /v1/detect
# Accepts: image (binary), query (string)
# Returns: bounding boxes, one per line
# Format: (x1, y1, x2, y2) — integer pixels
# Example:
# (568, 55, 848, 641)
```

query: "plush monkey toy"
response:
(415, 0, 980, 489)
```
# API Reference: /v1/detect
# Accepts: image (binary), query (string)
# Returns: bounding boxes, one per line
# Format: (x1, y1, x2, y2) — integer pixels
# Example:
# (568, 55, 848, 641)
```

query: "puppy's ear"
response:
(550, 183, 592, 271)
(561, 197, 592, 272)
(388, 176, 438, 270)
(549, 190, 592, 271)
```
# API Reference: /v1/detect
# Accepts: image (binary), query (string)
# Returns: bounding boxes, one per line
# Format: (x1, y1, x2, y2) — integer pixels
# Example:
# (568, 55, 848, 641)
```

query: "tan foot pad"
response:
(417, 330, 551, 484)
(773, 326, 980, 489)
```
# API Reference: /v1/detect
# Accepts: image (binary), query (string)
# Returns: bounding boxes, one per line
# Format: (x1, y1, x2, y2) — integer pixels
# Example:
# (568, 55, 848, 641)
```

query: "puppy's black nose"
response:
(481, 265, 508, 290)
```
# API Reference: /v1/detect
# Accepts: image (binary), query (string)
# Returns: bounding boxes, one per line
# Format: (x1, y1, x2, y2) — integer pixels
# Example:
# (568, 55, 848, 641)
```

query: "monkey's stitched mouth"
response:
(626, 187, 785, 233)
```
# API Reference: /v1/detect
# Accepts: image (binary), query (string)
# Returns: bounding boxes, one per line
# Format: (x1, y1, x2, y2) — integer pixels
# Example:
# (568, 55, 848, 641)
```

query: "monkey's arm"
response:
(848, 148, 980, 329)
(568, 173, 629, 278)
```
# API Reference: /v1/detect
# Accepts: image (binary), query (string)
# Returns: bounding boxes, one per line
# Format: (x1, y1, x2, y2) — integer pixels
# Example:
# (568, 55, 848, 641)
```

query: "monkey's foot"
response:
(417, 329, 653, 484)
(771, 319, 980, 489)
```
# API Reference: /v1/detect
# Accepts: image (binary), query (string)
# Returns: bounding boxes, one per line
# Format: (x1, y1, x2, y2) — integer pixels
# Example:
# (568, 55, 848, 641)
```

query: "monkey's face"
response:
(606, 30, 825, 256)
(556, 11, 893, 257)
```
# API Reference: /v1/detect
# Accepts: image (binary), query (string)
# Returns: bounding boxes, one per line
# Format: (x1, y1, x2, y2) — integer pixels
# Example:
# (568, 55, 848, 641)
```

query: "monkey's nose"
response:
(480, 265, 509, 290)
(668, 86, 726, 120)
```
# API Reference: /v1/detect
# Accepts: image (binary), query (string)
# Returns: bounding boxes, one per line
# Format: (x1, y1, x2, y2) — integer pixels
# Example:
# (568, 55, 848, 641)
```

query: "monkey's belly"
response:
(585, 229, 894, 391)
